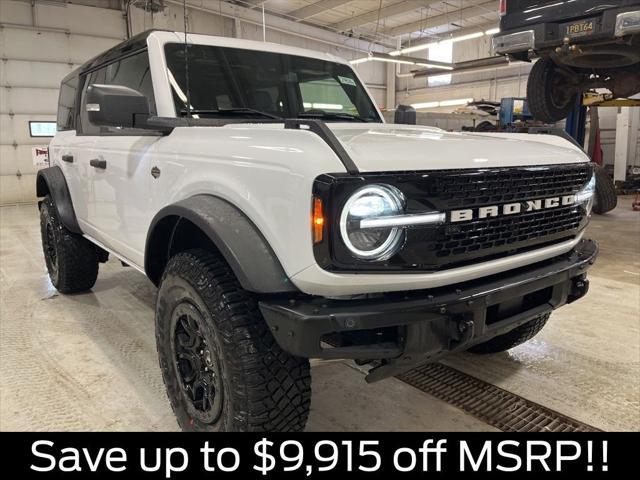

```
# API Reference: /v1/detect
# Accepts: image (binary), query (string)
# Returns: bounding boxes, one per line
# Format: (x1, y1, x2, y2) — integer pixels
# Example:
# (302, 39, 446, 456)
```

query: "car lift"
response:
(565, 93, 640, 153)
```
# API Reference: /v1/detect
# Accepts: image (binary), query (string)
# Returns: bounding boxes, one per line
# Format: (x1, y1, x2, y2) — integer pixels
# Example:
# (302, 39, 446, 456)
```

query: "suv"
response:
(39, 30, 598, 432)
(493, 0, 640, 122)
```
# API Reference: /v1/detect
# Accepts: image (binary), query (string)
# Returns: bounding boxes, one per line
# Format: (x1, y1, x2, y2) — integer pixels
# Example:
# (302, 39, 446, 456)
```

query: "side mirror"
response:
(394, 104, 416, 125)
(86, 84, 150, 128)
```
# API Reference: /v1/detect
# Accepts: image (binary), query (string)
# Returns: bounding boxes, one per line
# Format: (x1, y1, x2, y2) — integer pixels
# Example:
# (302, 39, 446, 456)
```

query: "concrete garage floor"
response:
(0, 198, 638, 432)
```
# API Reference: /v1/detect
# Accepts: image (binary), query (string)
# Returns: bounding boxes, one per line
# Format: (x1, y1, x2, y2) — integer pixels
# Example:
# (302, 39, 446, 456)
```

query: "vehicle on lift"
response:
(493, 0, 640, 122)
(38, 30, 598, 432)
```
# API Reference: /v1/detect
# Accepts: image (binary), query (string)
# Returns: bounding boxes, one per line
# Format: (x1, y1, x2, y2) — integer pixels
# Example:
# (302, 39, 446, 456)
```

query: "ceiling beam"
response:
(288, 0, 355, 22)
(331, 0, 441, 32)
(382, 1, 497, 37)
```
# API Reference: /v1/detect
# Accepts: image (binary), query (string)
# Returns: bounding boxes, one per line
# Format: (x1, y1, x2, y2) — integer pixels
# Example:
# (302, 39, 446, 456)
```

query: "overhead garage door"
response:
(0, 0, 125, 204)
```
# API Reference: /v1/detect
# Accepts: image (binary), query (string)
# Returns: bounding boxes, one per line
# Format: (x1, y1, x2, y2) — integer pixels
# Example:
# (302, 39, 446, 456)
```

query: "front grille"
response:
(314, 163, 593, 272)
(431, 205, 584, 258)
(423, 164, 592, 210)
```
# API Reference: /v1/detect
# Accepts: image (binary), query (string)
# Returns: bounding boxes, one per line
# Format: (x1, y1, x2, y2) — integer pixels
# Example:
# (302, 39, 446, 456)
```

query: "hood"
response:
(325, 123, 588, 172)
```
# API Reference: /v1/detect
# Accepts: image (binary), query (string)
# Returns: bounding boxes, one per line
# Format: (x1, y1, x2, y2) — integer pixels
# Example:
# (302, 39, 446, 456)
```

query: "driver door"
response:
(77, 50, 161, 267)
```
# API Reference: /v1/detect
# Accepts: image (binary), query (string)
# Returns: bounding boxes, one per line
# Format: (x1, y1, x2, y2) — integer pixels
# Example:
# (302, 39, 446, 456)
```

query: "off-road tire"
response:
(527, 58, 577, 123)
(39, 195, 98, 293)
(592, 165, 617, 214)
(156, 249, 311, 432)
(468, 313, 550, 354)
(475, 120, 497, 132)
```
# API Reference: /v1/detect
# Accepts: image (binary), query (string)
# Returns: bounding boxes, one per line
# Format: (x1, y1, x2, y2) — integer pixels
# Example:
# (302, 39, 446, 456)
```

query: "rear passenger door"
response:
(77, 50, 161, 267)
(49, 73, 94, 225)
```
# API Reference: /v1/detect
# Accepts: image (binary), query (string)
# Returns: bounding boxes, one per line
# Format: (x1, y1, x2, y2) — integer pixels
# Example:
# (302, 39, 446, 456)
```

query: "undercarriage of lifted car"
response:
(494, 0, 640, 122)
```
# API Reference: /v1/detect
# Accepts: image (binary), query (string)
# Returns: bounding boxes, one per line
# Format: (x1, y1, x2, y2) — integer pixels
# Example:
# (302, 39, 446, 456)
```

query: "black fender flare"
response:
(36, 166, 82, 234)
(145, 195, 297, 294)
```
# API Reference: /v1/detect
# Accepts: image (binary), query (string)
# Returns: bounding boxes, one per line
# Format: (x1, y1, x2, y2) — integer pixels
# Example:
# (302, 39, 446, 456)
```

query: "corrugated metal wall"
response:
(0, 0, 388, 205)
(0, 0, 125, 204)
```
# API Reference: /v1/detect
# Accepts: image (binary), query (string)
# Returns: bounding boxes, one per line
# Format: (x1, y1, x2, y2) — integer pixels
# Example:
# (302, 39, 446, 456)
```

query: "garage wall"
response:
(0, 0, 125, 204)
(0, 0, 388, 205)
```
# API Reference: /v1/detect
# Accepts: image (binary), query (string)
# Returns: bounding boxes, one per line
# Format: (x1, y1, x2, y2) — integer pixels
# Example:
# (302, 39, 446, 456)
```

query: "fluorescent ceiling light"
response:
(370, 57, 415, 65)
(410, 98, 474, 110)
(450, 31, 484, 43)
(351, 53, 453, 70)
(440, 97, 474, 107)
(391, 28, 496, 56)
(415, 62, 454, 70)
(349, 57, 370, 65)
(410, 101, 440, 109)
(390, 42, 437, 56)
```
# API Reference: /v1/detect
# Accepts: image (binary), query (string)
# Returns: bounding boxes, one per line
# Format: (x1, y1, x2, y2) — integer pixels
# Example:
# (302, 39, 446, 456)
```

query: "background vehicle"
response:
(37, 30, 598, 432)
(493, 0, 640, 122)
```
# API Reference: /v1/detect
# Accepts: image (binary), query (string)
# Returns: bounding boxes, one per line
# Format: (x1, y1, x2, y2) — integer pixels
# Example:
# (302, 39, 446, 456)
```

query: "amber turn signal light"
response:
(312, 196, 324, 243)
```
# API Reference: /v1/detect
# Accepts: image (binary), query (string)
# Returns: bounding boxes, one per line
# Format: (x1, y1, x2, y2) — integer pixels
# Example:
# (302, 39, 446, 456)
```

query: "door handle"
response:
(89, 158, 107, 169)
(61, 154, 74, 163)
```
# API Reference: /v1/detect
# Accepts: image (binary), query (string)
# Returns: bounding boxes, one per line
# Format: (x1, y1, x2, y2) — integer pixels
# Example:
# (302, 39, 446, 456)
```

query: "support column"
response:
(614, 107, 639, 182)
(386, 62, 396, 111)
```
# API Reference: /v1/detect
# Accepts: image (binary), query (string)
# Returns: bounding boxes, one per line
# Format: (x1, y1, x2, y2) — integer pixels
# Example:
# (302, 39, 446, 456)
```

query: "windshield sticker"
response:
(338, 76, 357, 87)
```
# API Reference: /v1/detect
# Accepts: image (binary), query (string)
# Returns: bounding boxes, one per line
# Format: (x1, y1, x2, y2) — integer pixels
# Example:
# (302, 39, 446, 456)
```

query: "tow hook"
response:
(568, 275, 590, 303)
(449, 318, 475, 350)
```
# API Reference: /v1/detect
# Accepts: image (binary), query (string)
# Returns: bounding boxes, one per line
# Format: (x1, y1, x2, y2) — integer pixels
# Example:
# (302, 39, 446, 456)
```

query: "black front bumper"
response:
(500, 4, 639, 53)
(259, 239, 598, 382)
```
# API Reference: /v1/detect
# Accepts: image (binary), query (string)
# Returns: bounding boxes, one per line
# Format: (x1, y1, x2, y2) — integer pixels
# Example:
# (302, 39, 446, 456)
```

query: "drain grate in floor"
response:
(397, 363, 600, 432)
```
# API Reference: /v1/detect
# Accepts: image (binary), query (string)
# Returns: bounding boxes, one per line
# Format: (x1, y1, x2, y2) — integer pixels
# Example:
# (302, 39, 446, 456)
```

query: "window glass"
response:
(428, 42, 453, 87)
(79, 50, 155, 134)
(57, 74, 79, 131)
(164, 44, 380, 122)
(30, 121, 57, 137)
(299, 78, 358, 114)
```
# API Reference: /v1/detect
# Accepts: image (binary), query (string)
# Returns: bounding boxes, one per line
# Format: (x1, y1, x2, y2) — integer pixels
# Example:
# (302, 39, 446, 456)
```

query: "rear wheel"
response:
(39, 195, 98, 293)
(527, 58, 578, 123)
(155, 249, 311, 432)
(468, 313, 550, 354)
(592, 165, 617, 214)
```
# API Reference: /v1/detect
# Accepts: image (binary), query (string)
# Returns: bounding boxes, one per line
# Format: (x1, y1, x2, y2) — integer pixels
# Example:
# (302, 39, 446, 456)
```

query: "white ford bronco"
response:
(39, 30, 598, 432)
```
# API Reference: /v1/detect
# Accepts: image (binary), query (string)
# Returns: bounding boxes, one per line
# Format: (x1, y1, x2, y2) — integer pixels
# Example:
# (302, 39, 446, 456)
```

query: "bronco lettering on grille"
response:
(450, 195, 577, 223)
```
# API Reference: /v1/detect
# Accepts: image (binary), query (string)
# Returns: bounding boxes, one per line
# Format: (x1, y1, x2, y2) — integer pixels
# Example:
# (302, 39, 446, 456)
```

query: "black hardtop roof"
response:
(61, 29, 169, 83)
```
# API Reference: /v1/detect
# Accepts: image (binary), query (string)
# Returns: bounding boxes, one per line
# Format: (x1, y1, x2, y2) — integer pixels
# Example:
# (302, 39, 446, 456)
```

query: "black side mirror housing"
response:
(86, 84, 150, 128)
(394, 104, 417, 125)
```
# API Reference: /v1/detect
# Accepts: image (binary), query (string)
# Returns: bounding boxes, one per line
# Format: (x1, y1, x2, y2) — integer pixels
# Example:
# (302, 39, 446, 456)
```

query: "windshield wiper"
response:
(179, 108, 282, 119)
(297, 111, 369, 122)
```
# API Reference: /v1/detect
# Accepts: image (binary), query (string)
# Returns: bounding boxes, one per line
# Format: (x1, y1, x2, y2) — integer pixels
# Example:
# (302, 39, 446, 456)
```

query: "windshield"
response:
(164, 43, 381, 122)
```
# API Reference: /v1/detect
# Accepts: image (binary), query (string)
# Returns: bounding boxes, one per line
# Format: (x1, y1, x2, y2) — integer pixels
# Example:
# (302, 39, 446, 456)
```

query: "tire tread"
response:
(157, 249, 311, 432)
(40, 196, 98, 294)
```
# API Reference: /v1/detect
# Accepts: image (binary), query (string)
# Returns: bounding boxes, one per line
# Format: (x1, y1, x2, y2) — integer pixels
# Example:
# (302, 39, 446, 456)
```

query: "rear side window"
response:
(79, 50, 156, 135)
(57, 74, 79, 131)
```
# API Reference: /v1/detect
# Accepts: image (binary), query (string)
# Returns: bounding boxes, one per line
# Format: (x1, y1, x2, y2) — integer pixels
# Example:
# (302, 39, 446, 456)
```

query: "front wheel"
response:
(155, 249, 311, 432)
(527, 58, 578, 123)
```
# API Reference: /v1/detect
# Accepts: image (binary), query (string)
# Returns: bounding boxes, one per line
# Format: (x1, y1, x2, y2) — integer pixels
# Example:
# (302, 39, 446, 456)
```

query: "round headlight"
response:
(339, 184, 405, 260)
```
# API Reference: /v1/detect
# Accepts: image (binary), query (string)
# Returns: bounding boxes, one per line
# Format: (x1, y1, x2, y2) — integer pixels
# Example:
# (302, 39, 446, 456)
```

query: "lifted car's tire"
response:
(155, 249, 311, 432)
(527, 58, 578, 123)
(468, 313, 550, 354)
(475, 120, 497, 132)
(592, 165, 617, 215)
(39, 195, 98, 293)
